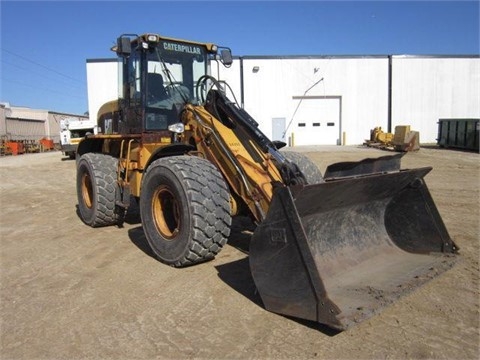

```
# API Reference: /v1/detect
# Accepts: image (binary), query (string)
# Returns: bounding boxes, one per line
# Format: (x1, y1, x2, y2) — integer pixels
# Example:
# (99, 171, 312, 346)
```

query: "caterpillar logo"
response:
(163, 42, 202, 55)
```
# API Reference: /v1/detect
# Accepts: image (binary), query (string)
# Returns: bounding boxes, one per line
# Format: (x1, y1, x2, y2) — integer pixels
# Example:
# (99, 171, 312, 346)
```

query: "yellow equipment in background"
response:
(365, 125, 420, 151)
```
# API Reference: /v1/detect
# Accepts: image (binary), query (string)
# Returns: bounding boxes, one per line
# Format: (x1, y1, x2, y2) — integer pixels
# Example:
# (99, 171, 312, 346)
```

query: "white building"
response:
(87, 54, 480, 146)
(0, 103, 88, 144)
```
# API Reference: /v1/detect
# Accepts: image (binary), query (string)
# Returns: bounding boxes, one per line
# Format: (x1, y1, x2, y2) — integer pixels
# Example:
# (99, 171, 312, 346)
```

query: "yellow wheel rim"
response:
(152, 185, 180, 239)
(81, 172, 93, 209)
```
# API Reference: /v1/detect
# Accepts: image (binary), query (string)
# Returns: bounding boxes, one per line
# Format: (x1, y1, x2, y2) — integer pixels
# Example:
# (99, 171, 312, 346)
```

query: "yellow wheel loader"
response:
(77, 33, 458, 331)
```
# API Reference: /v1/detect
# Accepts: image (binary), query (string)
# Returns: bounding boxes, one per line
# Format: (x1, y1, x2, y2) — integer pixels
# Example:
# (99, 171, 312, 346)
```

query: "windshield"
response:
(146, 40, 208, 109)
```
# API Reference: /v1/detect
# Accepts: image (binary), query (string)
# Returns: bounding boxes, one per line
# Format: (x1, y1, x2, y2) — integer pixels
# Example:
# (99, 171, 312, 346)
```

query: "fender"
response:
(144, 143, 196, 172)
(77, 137, 104, 158)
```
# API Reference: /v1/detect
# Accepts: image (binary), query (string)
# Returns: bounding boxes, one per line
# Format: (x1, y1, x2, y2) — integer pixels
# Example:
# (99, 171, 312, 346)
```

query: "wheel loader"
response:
(76, 33, 458, 331)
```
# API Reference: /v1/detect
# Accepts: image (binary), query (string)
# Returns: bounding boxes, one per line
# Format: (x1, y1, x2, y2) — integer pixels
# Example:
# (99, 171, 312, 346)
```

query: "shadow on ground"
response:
(126, 215, 341, 336)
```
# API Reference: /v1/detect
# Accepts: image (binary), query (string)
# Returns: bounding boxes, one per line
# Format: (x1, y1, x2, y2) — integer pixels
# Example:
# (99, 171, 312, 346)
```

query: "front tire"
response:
(76, 153, 119, 227)
(140, 156, 232, 267)
(281, 151, 324, 184)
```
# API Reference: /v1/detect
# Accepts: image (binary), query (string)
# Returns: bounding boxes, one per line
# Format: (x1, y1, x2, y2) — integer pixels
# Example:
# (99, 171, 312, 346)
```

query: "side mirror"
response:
(116, 37, 131, 56)
(220, 48, 233, 66)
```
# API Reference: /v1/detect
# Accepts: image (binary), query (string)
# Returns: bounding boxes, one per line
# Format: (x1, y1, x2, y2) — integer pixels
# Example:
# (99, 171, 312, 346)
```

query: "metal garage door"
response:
(291, 96, 341, 146)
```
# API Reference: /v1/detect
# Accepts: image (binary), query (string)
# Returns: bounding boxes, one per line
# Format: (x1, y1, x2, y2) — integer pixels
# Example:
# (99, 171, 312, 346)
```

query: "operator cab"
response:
(114, 33, 232, 134)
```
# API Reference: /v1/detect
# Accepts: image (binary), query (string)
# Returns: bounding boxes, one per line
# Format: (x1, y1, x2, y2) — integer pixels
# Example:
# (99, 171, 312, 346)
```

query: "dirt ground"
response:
(0, 146, 478, 360)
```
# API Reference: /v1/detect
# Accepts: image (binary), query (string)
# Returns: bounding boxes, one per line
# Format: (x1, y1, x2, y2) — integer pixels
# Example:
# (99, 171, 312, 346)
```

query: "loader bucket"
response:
(249, 167, 458, 331)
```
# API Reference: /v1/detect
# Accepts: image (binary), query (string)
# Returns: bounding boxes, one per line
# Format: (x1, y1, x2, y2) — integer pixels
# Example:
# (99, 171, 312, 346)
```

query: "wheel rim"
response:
(152, 185, 180, 240)
(81, 172, 93, 209)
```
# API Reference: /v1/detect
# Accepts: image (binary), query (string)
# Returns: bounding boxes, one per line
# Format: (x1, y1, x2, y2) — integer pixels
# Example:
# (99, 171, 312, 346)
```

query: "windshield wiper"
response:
(154, 47, 190, 105)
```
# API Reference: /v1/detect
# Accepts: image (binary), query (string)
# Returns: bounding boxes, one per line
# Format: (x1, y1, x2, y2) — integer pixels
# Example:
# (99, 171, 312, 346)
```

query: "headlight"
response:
(168, 122, 185, 133)
(147, 34, 158, 42)
(206, 43, 218, 54)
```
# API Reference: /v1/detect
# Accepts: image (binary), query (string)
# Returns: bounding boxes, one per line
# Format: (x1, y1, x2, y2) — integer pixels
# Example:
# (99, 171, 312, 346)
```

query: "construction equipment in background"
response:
(23, 140, 40, 153)
(0, 136, 12, 156)
(0, 138, 55, 155)
(76, 33, 457, 331)
(4, 140, 25, 156)
(60, 117, 98, 159)
(39, 138, 55, 152)
(365, 125, 420, 152)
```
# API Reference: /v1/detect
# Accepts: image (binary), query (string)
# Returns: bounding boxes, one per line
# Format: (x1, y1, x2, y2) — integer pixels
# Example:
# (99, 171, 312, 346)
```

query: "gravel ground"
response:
(0, 146, 478, 360)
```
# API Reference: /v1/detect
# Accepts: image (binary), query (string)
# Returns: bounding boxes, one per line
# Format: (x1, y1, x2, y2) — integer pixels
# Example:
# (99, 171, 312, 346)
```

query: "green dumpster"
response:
(437, 118, 479, 151)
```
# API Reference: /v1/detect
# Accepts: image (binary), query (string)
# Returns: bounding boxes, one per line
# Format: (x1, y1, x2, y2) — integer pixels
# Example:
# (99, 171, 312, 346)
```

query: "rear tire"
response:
(281, 151, 324, 184)
(76, 153, 119, 227)
(140, 156, 232, 267)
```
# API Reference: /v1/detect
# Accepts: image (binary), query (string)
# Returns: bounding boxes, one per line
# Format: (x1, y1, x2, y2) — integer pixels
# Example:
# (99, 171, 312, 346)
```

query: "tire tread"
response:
(77, 153, 119, 227)
(144, 156, 231, 267)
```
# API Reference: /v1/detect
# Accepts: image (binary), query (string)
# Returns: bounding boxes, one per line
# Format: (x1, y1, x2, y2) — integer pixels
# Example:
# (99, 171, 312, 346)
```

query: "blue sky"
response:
(1, 0, 479, 115)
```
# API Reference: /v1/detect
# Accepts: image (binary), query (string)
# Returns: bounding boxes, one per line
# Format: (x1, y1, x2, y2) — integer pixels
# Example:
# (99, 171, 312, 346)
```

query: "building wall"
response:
(219, 56, 479, 145)
(4, 119, 46, 141)
(86, 55, 480, 145)
(392, 56, 480, 143)
(3, 107, 49, 141)
(0, 103, 87, 143)
(86, 59, 119, 123)
(211, 59, 243, 103)
(237, 57, 389, 145)
(47, 113, 63, 143)
(0, 104, 7, 137)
